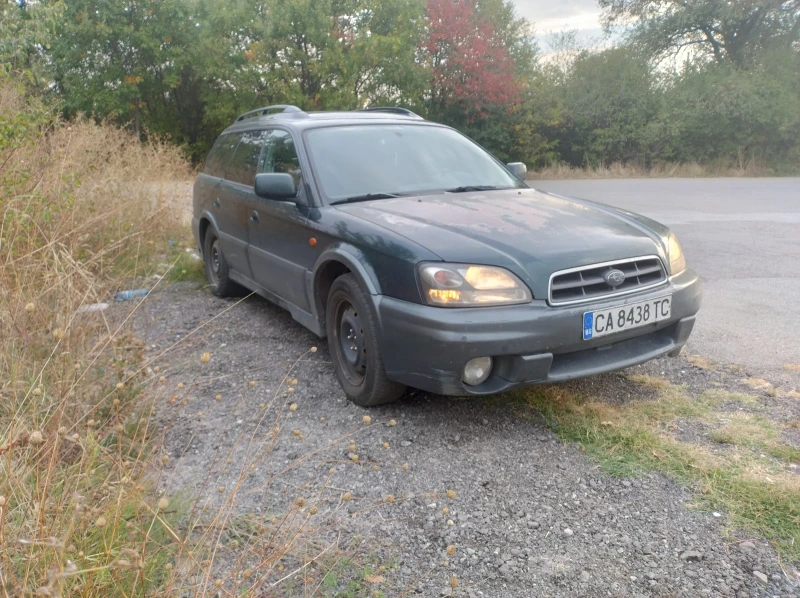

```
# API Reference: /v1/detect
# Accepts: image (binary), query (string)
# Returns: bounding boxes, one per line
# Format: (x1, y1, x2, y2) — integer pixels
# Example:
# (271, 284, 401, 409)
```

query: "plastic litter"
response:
(77, 303, 109, 313)
(114, 289, 149, 301)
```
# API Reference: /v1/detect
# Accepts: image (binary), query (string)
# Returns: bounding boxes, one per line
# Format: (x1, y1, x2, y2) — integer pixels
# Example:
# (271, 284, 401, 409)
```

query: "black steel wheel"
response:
(326, 274, 405, 406)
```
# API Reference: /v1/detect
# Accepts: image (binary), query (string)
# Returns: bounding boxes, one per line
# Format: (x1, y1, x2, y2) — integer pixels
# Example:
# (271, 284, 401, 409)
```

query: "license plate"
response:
(583, 296, 672, 340)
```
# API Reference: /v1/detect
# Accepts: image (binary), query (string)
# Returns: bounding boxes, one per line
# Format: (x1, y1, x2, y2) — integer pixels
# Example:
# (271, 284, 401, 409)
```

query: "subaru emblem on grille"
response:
(605, 269, 626, 287)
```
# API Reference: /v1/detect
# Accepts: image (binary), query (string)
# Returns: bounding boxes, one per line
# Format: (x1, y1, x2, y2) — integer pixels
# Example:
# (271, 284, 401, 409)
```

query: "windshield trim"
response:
(301, 122, 526, 206)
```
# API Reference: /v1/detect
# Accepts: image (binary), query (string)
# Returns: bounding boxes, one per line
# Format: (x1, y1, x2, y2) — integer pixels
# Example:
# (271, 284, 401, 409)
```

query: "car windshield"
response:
(304, 124, 524, 202)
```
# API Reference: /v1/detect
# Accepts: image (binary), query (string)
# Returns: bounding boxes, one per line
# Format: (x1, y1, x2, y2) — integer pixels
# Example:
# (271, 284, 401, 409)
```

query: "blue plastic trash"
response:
(114, 289, 149, 301)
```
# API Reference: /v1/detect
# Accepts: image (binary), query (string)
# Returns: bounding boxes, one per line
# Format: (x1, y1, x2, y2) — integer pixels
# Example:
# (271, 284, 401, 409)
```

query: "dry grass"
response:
(0, 75, 195, 596)
(687, 355, 714, 370)
(0, 75, 423, 597)
(627, 373, 671, 390)
(528, 159, 777, 180)
(741, 377, 773, 390)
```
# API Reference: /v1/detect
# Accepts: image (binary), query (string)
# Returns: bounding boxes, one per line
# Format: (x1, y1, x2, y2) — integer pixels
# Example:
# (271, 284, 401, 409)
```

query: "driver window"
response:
(259, 129, 302, 187)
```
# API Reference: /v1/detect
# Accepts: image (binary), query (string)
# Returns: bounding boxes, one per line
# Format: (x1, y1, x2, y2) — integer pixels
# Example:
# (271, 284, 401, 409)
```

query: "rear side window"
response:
(203, 133, 239, 178)
(259, 129, 302, 186)
(227, 130, 268, 186)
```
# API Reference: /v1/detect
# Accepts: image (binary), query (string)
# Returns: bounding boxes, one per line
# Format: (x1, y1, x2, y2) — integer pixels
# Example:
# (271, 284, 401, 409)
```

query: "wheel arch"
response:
(312, 245, 382, 333)
(197, 211, 221, 257)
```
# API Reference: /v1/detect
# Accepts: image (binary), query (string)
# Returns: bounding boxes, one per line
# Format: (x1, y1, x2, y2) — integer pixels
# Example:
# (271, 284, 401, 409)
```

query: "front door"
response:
(247, 129, 312, 311)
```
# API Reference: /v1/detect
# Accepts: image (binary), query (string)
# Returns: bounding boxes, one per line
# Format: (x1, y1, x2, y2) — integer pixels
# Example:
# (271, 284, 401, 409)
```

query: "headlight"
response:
(666, 232, 686, 275)
(419, 263, 532, 307)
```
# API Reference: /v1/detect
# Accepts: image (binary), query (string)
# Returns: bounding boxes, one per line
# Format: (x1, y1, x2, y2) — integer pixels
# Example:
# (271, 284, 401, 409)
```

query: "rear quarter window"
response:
(203, 133, 240, 178)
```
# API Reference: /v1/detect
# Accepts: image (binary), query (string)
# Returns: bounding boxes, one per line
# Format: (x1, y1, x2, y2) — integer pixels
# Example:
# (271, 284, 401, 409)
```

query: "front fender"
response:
(312, 243, 383, 295)
(306, 244, 386, 339)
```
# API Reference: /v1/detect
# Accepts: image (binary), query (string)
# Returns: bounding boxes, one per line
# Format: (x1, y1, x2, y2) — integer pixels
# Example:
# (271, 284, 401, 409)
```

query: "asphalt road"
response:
(532, 178, 800, 386)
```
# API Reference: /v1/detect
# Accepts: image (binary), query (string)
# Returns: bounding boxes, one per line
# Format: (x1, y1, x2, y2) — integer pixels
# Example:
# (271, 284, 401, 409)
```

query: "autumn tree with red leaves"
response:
(421, 0, 521, 122)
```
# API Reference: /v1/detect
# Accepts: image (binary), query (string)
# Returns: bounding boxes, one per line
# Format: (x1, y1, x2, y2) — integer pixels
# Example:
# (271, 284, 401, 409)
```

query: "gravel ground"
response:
(130, 282, 800, 597)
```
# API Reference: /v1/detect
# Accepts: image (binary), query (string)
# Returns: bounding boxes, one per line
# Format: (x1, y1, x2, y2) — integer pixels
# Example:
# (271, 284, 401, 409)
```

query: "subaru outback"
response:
(192, 105, 702, 406)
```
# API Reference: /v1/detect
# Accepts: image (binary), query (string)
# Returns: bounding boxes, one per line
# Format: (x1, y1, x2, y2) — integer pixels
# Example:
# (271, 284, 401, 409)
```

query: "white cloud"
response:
(511, 0, 603, 35)
(511, 0, 615, 54)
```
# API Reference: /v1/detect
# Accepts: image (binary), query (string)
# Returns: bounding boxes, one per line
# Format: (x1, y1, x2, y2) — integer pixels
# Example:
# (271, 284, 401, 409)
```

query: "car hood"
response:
(334, 188, 669, 300)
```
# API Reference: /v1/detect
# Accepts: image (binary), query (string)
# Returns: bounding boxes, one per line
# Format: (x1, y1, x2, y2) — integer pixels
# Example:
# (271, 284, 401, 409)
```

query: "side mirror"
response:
(254, 173, 297, 200)
(507, 162, 527, 180)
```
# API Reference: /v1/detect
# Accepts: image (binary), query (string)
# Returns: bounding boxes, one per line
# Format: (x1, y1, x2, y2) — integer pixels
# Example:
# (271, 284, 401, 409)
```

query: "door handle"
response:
(250, 210, 259, 223)
(213, 198, 220, 208)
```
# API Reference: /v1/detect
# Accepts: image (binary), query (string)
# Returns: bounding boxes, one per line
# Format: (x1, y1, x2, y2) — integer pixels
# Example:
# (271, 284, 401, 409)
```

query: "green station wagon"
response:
(193, 105, 702, 406)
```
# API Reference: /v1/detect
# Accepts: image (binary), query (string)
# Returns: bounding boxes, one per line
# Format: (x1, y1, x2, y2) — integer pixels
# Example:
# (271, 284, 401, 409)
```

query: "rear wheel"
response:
(203, 229, 241, 297)
(326, 274, 405, 407)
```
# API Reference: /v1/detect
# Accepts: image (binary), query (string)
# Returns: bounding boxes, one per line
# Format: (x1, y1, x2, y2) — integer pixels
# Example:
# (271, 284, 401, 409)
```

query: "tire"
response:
(326, 274, 406, 407)
(203, 229, 242, 298)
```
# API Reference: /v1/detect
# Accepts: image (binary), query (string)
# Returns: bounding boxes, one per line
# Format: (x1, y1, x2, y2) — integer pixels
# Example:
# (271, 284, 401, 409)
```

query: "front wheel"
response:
(326, 274, 406, 407)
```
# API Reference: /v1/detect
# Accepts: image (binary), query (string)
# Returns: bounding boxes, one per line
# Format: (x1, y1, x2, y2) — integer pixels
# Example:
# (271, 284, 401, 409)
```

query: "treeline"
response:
(3, 0, 799, 170)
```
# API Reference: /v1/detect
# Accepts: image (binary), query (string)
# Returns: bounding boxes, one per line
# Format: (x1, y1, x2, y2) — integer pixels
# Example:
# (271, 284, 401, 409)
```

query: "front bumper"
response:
(374, 268, 702, 396)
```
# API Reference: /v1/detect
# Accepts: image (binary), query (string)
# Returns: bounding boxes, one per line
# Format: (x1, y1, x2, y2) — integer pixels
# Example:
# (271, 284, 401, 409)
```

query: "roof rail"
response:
(235, 105, 306, 122)
(361, 107, 422, 119)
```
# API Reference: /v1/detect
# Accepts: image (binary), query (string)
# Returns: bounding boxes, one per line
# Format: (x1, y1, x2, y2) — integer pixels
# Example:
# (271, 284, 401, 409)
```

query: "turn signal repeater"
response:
(309, 237, 318, 247)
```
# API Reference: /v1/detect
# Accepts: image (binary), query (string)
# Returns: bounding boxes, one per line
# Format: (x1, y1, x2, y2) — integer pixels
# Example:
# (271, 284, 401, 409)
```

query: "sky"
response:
(511, 0, 607, 52)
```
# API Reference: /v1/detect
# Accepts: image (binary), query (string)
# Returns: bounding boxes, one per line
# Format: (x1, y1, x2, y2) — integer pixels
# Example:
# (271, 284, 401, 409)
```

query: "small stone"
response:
(400, 440, 412, 447)
(562, 528, 574, 537)
(481, 419, 489, 425)
(580, 571, 591, 582)
(680, 550, 703, 561)
(738, 541, 755, 551)
(752, 571, 768, 584)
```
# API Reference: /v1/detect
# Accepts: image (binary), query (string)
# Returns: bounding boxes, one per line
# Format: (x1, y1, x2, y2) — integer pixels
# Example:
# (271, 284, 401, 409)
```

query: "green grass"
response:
(320, 557, 394, 597)
(509, 385, 800, 561)
(165, 246, 206, 283)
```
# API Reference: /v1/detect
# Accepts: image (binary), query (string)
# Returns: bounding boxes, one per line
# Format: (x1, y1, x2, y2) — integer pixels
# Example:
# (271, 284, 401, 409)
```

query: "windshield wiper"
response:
(330, 192, 400, 205)
(444, 185, 506, 193)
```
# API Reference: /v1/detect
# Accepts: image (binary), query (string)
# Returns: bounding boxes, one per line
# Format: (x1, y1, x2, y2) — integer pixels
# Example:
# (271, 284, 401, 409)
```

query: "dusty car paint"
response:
(332, 189, 672, 301)
(193, 108, 702, 399)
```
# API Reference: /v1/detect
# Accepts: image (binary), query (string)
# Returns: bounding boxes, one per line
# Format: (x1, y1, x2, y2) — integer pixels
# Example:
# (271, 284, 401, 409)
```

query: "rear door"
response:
(202, 132, 251, 277)
(220, 129, 269, 281)
(247, 128, 312, 310)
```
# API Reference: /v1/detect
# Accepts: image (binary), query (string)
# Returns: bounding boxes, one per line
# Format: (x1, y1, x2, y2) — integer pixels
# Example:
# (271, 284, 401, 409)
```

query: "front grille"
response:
(549, 256, 667, 305)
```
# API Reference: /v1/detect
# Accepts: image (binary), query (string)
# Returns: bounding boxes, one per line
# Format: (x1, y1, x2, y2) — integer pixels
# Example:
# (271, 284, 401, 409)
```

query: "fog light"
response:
(462, 357, 493, 386)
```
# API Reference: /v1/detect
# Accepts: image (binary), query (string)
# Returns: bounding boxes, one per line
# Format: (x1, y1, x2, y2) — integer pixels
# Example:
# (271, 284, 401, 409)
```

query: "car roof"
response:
(221, 105, 439, 135)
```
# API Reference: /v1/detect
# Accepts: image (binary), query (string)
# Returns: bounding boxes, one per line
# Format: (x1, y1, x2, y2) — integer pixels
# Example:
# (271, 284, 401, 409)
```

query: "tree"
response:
(654, 50, 800, 166)
(600, 0, 800, 66)
(0, 0, 65, 82)
(559, 47, 659, 166)
(251, 0, 427, 110)
(421, 0, 521, 119)
(44, 0, 198, 138)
